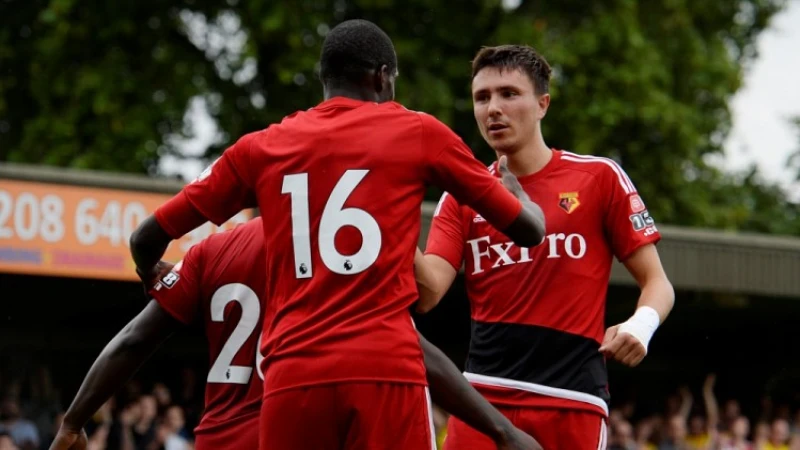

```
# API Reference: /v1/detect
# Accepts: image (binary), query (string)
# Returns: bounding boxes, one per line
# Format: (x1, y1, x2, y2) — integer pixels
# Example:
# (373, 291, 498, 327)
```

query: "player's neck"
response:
(500, 135, 552, 178)
(323, 85, 383, 103)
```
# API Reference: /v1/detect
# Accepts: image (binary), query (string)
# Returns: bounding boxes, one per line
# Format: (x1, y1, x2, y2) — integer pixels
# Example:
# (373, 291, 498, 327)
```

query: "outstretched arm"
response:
(129, 215, 182, 283)
(600, 244, 674, 366)
(496, 156, 546, 248)
(420, 334, 542, 450)
(414, 248, 458, 313)
(52, 301, 182, 449)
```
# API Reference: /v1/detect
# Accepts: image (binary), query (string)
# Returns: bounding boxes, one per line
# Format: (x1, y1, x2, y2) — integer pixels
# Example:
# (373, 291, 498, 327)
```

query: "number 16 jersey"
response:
(154, 97, 524, 397)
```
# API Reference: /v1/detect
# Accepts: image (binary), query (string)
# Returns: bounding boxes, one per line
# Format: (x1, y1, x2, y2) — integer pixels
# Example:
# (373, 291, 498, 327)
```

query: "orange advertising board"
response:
(0, 179, 253, 281)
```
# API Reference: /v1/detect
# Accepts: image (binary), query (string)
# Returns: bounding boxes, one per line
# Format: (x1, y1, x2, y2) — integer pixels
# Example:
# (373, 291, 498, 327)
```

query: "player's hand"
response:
(136, 261, 175, 289)
(703, 373, 717, 390)
(498, 155, 531, 202)
(495, 425, 543, 450)
(599, 324, 646, 367)
(49, 427, 88, 450)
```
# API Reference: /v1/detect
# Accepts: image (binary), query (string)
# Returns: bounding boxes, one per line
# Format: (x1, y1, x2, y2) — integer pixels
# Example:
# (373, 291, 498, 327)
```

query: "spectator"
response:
(110, 399, 141, 450)
(176, 369, 201, 434)
(723, 400, 743, 432)
(132, 395, 156, 450)
(719, 416, 752, 450)
(0, 432, 19, 450)
(688, 374, 720, 449)
(788, 434, 800, 450)
(660, 415, 690, 450)
(87, 424, 109, 450)
(158, 406, 191, 450)
(151, 384, 171, 415)
(609, 420, 637, 450)
(763, 419, 790, 450)
(40, 411, 65, 450)
(0, 399, 39, 450)
(754, 421, 771, 449)
(27, 366, 61, 444)
(791, 410, 800, 435)
(636, 418, 659, 450)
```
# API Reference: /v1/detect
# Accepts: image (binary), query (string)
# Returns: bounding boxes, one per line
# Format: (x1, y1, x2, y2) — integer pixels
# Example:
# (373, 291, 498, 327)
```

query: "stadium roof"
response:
(3, 162, 799, 298)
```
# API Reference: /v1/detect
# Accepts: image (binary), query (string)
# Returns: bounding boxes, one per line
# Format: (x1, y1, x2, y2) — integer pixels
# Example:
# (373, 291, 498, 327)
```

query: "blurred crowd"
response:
(602, 374, 800, 450)
(0, 366, 201, 450)
(3, 367, 800, 450)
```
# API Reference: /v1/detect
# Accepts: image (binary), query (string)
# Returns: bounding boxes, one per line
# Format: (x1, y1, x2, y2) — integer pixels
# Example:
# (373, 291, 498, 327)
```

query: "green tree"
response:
(0, 0, 794, 232)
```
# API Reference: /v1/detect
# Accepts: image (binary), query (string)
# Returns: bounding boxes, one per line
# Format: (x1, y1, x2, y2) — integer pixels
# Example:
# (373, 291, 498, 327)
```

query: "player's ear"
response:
(537, 93, 550, 120)
(375, 64, 393, 101)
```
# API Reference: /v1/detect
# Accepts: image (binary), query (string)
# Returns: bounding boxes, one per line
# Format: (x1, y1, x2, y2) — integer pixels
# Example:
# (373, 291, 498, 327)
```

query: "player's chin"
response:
(489, 137, 520, 154)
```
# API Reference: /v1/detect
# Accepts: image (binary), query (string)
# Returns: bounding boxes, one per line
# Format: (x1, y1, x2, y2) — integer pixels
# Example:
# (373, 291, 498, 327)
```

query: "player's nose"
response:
(486, 94, 503, 115)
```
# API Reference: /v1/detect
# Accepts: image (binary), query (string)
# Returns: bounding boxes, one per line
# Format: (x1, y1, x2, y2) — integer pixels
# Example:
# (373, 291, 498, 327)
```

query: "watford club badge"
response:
(559, 192, 580, 214)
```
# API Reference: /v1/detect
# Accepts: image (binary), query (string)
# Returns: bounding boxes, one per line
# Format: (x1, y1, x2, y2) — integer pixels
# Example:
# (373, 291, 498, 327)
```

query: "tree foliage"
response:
(1, 0, 795, 232)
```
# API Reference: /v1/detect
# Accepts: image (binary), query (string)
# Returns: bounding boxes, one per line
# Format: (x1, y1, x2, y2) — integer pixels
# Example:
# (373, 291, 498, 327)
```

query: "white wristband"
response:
(617, 306, 660, 352)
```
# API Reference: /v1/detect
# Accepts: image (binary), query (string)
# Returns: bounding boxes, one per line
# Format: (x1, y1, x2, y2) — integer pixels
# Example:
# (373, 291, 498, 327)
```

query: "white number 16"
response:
(282, 170, 382, 279)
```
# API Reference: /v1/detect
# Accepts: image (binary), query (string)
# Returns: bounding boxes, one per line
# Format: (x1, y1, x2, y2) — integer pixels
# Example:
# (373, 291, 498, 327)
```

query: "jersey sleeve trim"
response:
(561, 153, 636, 194)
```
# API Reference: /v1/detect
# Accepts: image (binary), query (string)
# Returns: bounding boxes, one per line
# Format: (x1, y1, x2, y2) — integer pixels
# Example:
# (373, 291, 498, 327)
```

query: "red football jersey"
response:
(426, 150, 661, 417)
(154, 97, 523, 397)
(149, 218, 266, 448)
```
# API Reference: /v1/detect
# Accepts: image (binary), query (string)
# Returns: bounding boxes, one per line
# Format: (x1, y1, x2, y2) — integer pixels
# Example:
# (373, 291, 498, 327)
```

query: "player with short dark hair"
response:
(128, 20, 545, 450)
(319, 19, 398, 86)
(416, 44, 676, 449)
(470, 45, 551, 98)
(50, 218, 541, 450)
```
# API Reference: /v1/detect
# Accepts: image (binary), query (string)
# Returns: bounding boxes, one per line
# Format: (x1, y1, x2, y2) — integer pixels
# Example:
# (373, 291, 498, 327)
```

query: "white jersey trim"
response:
(561, 152, 636, 194)
(598, 418, 608, 450)
(433, 192, 449, 217)
(464, 372, 609, 416)
(424, 387, 437, 450)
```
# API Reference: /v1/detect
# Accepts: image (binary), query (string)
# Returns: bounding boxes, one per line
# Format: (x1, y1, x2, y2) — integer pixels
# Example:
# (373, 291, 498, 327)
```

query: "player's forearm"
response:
(63, 332, 155, 431)
(614, 277, 673, 353)
(494, 157, 546, 247)
(635, 276, 674, 323)
(414, 251, 458, 313)
(502, 200, 546, 248)
(62, 302, 178, 431)
(415, 249, 443, 313)
(129, 216, 173, 273)
(419, 334, 513, 443)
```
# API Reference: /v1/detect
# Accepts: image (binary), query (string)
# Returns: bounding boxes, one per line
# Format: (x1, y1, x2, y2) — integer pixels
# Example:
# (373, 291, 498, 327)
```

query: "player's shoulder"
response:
(414, 110, 459, 139)
(195, 217, 264, 256)
(273, 108, 310, 127)
(558, 150, 636, 192)
(235, 129, 269, 147)
(375, 103, 447, 135)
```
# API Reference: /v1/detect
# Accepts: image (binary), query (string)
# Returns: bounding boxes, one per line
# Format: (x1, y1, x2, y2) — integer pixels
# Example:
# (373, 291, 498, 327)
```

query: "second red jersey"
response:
(149, 218, 266, 444)
(155, 97, 523, 396)
(426, 150, 661, 417)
